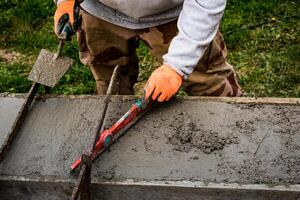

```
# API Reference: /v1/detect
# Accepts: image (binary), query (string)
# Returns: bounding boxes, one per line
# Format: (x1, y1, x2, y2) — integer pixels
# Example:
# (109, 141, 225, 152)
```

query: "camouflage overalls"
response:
(78, 11, 242, 96)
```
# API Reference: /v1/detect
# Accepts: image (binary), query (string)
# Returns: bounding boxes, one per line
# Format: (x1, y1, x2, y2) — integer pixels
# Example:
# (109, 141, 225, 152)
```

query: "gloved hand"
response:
(144, 64, 183, 102)
(54, 0, 75, 39)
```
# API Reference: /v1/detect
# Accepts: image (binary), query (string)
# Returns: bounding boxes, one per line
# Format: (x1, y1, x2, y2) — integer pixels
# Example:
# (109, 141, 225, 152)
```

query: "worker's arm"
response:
(145, 0, 227, 102)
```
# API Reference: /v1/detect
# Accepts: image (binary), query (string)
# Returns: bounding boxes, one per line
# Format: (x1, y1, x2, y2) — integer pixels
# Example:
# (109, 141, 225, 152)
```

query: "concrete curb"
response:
(1, 176, 299, 200)
(0, 94, 299, 199)
(1, 93, 299, 104)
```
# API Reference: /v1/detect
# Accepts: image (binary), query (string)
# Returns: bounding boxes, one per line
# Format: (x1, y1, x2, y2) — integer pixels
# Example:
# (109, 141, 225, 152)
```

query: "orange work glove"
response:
(54, 0, 75, 37)
(144, 64, 183, 102)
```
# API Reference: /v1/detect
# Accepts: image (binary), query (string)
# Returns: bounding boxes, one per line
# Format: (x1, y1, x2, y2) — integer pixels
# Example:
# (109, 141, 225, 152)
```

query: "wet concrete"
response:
(0, 95, 105, 178)
(93, 97, 300, 184)
(0, 95, 299, 199)
(0, 96, 25, 151)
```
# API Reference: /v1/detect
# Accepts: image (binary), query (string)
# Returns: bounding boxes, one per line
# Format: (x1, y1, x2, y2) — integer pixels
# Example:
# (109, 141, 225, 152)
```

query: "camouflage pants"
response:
(78, 10, 242, 96)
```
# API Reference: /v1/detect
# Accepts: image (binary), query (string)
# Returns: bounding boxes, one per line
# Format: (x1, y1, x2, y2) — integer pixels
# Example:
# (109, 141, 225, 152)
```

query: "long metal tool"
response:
(71, 65, 152, 199)
(71, 65, 121, 200)
(70, 98, 151, 173)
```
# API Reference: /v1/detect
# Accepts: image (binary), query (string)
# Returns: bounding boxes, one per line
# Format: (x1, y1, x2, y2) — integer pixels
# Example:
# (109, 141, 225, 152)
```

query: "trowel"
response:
(0, 39, 73, 160)
(28, 40, 73, 88)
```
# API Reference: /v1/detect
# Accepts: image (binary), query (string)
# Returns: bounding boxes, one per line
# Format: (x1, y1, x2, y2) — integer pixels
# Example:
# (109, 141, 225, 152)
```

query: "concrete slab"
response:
(0, 95, 25, 151)
(0, 95, 299, 199)
(0, 95, 105, 178)
(94, 96, 300, 185)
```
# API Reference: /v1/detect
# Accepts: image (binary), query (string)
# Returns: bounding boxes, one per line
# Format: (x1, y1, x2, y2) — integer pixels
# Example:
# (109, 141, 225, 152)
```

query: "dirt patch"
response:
(168, 113, 239, 154)
(0, 49, 24, 63)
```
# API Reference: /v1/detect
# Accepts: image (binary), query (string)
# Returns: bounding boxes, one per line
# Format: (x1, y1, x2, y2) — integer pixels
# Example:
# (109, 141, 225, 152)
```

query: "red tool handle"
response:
(70, 99, 150, 172)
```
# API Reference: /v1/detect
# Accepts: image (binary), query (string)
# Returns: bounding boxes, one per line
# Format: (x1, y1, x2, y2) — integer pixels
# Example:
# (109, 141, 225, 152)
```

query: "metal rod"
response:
(53, 39, 65, 60)
(71, 65, 120, 200)
(91, 65, 120, 151)
(71, 154, 91, 200)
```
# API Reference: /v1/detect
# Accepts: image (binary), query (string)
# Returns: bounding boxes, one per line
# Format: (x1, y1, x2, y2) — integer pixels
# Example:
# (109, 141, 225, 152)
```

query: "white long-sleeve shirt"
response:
(57, 0, 226, 79)
(163, 0, 226, 79)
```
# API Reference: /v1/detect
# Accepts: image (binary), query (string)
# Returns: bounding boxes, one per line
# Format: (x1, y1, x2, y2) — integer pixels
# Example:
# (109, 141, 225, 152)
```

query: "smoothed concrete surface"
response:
(0, 95, 105, 178)
(0, 96, 24, 150)
(0, 95, 299, 199)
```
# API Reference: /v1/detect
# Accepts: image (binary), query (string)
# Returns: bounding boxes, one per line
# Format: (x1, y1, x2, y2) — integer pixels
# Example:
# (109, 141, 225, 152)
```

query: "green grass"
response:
(222, 0, 300, 97)
(0, 0, 299, 97)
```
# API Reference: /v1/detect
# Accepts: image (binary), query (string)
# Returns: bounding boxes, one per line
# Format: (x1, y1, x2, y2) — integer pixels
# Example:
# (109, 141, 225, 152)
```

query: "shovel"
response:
(0, 40, 73, 160)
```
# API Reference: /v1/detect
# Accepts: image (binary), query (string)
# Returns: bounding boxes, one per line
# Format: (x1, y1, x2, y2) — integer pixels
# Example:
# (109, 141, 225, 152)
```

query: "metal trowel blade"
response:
(28, 49, 73, 88)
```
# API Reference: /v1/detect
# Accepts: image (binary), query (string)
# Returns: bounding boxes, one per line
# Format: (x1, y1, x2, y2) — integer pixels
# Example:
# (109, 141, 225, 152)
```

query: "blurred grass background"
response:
(0, 0, 299, 97)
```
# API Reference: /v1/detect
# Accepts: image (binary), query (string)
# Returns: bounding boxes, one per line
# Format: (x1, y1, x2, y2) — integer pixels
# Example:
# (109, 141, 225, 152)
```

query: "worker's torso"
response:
(98, 0, 184, 19)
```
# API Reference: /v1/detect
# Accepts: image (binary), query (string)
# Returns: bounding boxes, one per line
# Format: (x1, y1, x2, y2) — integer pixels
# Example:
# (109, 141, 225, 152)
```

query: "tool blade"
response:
(28, 49, 73, 87)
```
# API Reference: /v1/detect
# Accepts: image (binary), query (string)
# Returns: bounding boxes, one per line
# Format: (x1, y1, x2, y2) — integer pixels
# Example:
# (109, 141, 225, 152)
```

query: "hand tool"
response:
(28, 0, 83, 88)
(0, 1, 83, 161)
(71, 65, 121, 199)
(70, 65, 152, 199)
(70, 98, 151, 172)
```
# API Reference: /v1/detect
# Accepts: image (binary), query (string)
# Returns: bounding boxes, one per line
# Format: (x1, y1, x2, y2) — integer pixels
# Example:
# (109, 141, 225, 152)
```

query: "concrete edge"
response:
(185, 96, 300, 105)
(1, 176, 299, 192)
(1, 93, 299, 105)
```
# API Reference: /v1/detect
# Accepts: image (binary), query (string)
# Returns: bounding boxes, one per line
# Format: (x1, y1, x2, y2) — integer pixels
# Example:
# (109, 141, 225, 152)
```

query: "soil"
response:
(0, 49, 23, 63)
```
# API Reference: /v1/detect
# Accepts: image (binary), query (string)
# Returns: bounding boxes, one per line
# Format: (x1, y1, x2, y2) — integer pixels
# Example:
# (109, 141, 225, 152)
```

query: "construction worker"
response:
(54, 0, 242, 102)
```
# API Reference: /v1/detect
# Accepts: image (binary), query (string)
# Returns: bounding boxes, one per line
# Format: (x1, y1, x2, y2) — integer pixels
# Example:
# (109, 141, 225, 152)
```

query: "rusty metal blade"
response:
(28, 49, 73, 88)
